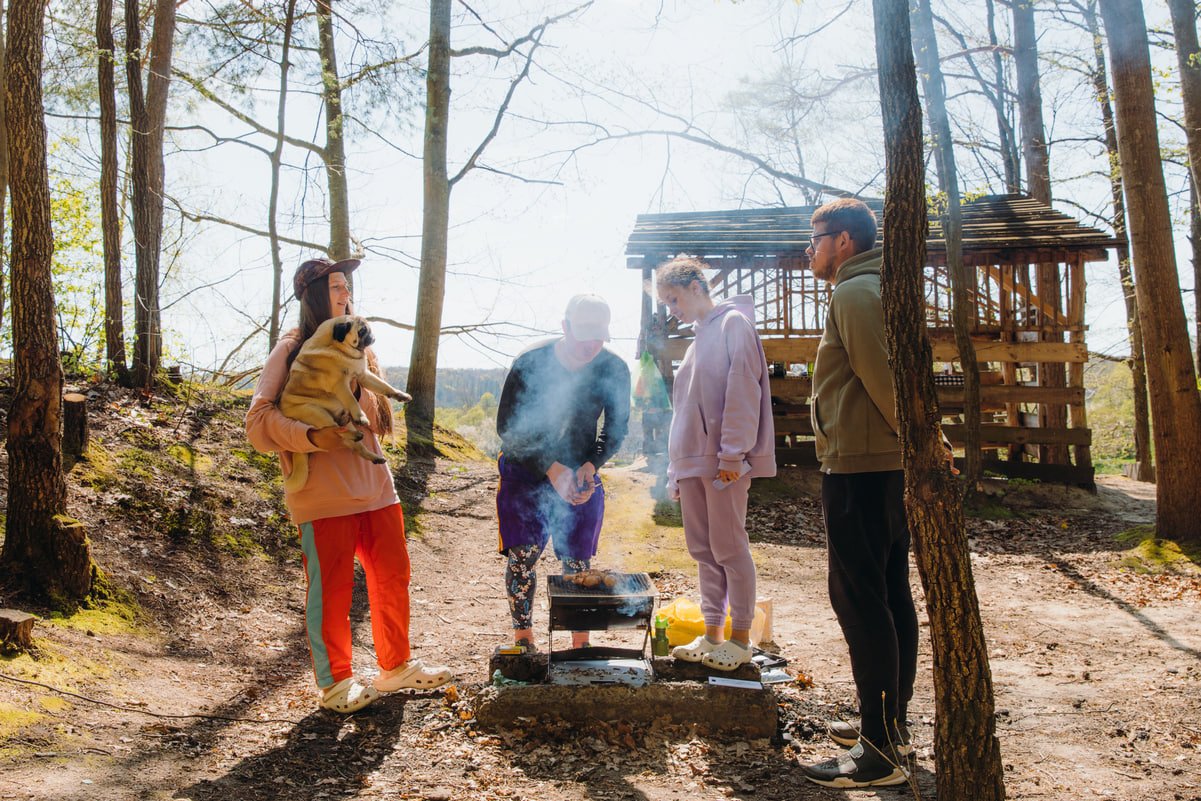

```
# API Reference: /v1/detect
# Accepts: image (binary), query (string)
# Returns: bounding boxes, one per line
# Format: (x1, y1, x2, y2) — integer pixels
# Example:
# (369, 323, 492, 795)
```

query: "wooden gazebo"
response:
(627, 195, 1121, 487)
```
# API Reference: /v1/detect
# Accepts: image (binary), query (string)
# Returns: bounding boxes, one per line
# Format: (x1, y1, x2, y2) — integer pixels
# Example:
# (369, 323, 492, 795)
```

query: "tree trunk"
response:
(126, 0, 176, 388)
(1100, 0, 1201, 541)
(911, 0, 982, 488)
(1083, 0, 1152, 480)
(1170, 0, 1201, 377)
(1014, 0, 1068, 465)
(0, 610, 35, 651)
(1013, 0, 1049, 203)
(62, 393, 88, 459)
(267, 0, 297, 352)
(872, 0, 1006, 797)
(405, 0, 451, 453)
(1194, 184, 1201, 378)
(316, 0, 351, 261)
(985, 0, 1020, 193)
(0, 0, 8, 332)
(97, 0, 128, 384)
(1, 0, 93, 604)
(1168, 0, 1201, 202)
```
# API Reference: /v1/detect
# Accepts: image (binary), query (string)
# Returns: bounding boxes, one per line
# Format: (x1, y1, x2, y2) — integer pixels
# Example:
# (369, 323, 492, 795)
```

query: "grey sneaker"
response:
(801, 741, 910, 788)
(827, 719, 913, 756)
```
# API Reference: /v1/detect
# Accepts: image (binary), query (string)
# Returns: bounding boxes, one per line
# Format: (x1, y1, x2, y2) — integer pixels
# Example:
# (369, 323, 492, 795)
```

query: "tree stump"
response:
(0, 609, 36, 651)
(166, 365, 183, 384)
(62, 393, 88, 458)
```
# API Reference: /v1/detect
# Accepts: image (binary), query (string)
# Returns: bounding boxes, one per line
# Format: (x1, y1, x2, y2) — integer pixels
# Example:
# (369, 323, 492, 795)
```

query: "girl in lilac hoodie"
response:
(656, 258, 776, 671)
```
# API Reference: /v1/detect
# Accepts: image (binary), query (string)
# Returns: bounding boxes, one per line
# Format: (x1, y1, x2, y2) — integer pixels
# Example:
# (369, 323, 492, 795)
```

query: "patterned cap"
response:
(293, 257, 360, 300)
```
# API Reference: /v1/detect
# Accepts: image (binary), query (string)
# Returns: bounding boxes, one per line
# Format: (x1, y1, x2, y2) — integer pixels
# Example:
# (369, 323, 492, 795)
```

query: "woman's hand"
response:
(307, 425, 353, 451)
(716, 468, 741, 485)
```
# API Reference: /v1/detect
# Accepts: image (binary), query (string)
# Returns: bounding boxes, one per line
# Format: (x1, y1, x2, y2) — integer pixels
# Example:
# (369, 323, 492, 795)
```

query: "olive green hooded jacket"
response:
(811, 248, 903, 473)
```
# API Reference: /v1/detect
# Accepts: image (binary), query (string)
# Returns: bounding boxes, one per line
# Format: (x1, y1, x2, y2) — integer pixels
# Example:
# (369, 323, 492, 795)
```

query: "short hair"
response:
(811, 198, 878, 253)
(655, 257, 711, 297)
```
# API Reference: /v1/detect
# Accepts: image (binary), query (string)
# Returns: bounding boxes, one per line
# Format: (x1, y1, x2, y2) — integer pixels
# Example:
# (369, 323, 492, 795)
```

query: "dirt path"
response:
(2, 458, 1200, 801)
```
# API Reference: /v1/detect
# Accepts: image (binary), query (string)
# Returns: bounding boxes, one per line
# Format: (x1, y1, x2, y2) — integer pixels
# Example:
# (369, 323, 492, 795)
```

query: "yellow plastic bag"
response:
(659, 598, 766, 647)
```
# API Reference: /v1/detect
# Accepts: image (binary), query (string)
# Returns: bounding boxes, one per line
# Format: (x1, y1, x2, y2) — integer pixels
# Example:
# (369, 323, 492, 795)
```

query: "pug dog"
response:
(278, 315, 411, 492)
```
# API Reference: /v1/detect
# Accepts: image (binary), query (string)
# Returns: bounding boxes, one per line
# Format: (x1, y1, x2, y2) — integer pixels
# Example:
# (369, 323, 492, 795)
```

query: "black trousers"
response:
(821, 470, 918, 747)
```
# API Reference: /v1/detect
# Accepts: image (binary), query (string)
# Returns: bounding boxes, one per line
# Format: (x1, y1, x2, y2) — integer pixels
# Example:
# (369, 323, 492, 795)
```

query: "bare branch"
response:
(165, 193, 326, 251)
(452, 1, 592, 58)
(449, 31, 542, 186)
(472, 164, 563, 185)
(341, 47, 428, 89)
(173, 67, 326, 157)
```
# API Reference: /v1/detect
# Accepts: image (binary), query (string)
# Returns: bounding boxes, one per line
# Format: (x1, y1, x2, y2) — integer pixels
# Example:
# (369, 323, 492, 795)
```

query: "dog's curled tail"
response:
(283, 452, 310, 493)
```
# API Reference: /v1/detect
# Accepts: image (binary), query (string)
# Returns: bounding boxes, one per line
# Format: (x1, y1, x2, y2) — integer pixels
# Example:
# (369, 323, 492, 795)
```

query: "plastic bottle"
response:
(652, 614, 671, 657)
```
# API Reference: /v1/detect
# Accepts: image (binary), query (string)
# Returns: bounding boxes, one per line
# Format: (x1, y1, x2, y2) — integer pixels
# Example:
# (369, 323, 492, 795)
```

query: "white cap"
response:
(564, 294, 611, 342)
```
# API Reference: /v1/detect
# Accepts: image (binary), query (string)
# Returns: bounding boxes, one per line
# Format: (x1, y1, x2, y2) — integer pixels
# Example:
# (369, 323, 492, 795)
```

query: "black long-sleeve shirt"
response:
(496, 341, 631, 477)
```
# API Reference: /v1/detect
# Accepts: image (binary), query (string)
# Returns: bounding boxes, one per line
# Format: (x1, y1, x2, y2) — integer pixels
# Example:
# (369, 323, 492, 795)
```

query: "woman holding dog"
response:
(246, 257, 452, 713)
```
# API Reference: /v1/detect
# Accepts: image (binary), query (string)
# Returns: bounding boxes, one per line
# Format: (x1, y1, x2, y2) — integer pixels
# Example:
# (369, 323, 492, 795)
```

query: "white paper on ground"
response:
(759, 668, 792, 684)
(708, 676, 764, 690)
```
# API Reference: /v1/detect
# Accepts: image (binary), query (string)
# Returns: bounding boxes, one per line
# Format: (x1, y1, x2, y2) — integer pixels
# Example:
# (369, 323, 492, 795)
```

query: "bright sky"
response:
(120, 0, 1194, 374)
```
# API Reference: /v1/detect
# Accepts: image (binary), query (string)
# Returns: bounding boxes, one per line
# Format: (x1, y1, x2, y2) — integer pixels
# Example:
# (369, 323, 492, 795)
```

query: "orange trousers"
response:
(298, 503, 411, 689)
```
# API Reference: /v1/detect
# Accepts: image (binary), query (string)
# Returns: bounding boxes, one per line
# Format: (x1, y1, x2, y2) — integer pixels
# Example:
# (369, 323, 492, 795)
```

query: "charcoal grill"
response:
(546, 572, 657, 670)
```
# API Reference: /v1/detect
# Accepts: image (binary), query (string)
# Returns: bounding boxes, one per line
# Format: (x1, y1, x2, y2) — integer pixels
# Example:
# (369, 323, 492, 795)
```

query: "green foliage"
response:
(0, 149, 112, 375)
(52, 166, 108, 375)
(436, 392, 501, 457)
(1085, 359, 1142, 474)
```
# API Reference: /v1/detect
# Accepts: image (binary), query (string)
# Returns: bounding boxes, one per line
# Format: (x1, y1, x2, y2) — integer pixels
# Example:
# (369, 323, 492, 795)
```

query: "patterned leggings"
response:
(506, 544, 590, 631)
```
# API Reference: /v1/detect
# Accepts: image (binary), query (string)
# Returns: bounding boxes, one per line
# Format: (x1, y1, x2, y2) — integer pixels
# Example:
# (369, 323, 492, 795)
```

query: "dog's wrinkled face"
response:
(330, 316, 374, 351)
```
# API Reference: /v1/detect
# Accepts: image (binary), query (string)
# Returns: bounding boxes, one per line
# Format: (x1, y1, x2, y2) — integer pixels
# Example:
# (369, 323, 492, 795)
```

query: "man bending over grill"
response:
(495, 294, 631, 651)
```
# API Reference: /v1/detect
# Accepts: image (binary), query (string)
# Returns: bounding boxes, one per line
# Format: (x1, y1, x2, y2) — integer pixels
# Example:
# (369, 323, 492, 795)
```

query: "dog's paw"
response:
(371, 455, 387, 465)
(352, 414, 371, 428)
(391, 391, 413, 403)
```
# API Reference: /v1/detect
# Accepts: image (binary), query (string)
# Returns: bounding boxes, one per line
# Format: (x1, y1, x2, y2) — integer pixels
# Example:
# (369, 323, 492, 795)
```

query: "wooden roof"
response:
(625, 194, 1122, 261)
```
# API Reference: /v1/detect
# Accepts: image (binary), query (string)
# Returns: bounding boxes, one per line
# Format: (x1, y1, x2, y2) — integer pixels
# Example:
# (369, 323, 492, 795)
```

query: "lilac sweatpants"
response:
(677, 476, 757, 631)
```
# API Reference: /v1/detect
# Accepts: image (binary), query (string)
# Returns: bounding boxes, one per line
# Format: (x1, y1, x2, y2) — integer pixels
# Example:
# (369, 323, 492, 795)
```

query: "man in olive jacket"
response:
(800, 198, 916, 788)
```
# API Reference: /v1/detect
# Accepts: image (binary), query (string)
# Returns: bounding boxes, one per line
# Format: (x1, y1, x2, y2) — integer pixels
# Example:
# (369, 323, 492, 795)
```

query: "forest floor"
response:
(1, 383, 1200, 801)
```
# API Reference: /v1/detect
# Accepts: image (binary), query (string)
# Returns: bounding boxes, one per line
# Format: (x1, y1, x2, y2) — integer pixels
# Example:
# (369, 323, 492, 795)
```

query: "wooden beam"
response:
(938, 385, 1084, 406)
(978, 458, 1096, 490)
(664, 334, 1087, 364)
(943, 424, 1091, 446)
(769, 377, 813, 400)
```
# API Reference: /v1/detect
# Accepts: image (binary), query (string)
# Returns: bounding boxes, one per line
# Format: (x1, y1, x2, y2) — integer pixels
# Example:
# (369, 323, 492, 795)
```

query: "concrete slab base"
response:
(488, 653, 763, 684)
(473, 681, 777, 739)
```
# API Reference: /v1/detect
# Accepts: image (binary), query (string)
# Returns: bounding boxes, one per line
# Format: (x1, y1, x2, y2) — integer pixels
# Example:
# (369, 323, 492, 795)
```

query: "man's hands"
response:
(944, 440, 960, 476)
(548, 461, 598, 505)
(574, 462, 598, 503)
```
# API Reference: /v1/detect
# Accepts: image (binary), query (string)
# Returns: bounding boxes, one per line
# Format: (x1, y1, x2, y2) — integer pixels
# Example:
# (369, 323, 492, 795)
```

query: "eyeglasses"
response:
(809, 230, 844, 248)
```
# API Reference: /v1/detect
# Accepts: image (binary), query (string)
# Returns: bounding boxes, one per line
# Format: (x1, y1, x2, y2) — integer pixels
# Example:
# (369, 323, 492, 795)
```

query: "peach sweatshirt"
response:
(245, 334, 399, 525)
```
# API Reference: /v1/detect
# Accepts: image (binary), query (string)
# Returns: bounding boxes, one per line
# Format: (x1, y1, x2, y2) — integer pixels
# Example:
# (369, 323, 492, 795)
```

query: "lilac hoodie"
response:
(667, 295, 777, 489)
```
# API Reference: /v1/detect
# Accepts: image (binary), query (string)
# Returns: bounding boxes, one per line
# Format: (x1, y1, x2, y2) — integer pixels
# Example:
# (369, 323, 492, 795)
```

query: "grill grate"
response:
(547, 572, 655, 603)
(546, 572, 657, 633)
